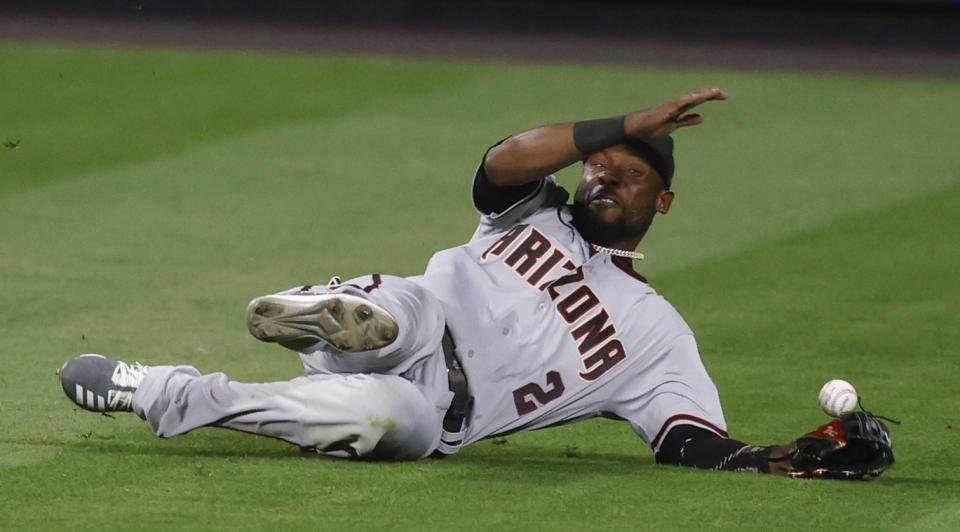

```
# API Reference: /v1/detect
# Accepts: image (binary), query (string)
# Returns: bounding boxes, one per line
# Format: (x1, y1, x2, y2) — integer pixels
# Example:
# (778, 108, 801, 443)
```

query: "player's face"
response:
(571, 145, 674, 248)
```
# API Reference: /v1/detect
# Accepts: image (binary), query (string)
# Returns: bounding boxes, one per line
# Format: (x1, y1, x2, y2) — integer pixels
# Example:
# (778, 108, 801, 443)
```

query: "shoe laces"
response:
(111, 361, 150, 388)
(107, 390, 134, 410)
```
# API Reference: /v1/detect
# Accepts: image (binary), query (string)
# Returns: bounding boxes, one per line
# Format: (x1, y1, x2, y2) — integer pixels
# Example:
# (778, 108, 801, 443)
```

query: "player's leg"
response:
(248, 274, 447, 377)
(58, 354, 443, 460)
(246, 277, 400, 354)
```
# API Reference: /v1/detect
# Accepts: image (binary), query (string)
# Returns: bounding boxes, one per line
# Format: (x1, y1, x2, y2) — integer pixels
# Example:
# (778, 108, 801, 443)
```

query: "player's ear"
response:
(656, 190, 674, 214)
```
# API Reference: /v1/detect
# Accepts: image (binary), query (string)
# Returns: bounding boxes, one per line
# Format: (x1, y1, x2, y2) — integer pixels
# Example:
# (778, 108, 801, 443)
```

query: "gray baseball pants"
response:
(129, 275, 454, 460)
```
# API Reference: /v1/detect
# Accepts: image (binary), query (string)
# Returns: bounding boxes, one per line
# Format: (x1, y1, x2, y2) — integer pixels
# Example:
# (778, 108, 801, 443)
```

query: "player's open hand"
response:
(624, 88, 728, 139)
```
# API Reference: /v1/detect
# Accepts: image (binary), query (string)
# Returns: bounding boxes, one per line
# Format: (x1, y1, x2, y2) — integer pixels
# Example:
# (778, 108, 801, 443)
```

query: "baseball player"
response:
(58, 88, 894, 477)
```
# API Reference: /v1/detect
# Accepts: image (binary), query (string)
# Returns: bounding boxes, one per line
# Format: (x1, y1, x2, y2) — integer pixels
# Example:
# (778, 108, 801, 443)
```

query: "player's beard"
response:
(569, 201, 653, 248)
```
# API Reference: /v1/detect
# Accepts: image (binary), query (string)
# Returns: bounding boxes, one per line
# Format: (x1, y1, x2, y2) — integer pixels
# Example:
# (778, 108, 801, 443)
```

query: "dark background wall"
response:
(4, 1, 959, 51)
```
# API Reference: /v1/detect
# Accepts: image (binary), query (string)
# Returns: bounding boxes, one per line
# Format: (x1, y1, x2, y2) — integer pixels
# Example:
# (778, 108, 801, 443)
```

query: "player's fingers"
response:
(674, 88, 727, 113)
(674, 113, 704, 127)
(664, 88, 725, 125)
(706, 88, 729, 100)
(687, 87, 728, 102)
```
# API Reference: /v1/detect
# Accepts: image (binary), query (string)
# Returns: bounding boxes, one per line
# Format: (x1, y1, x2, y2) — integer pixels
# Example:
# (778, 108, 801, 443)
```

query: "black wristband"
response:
(573, 115, 626, 155)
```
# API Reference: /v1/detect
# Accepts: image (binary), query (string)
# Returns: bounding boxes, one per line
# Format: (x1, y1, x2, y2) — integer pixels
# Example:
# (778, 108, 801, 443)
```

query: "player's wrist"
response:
(765, 444, 798, 476)
(573, 115, 626, 155)
(716, 444, 788, 475)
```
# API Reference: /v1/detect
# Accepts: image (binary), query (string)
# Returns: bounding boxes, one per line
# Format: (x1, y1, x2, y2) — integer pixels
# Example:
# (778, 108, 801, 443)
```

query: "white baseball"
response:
(818, 379, 858, 417)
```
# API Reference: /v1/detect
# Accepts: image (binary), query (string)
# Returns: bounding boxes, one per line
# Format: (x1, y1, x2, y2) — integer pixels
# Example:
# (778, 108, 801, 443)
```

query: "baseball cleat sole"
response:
(246, 293, 399, 352)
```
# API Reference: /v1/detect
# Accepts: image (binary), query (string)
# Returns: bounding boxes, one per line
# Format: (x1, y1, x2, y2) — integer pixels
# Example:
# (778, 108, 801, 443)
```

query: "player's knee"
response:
(374, 277, 445, 338)
(299, 375, 439, 460)
(361, 375, 440, 460)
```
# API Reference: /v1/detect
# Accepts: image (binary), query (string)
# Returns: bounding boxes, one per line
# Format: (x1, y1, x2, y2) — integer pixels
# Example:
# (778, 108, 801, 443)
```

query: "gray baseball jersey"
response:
(413, 173, 727, 450)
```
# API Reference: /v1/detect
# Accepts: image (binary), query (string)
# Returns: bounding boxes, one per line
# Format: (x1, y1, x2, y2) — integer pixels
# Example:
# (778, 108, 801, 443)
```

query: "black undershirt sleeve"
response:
(472, 162, 539, 215)
(472, 140, 541, 216)
(655, 424, 774, 474)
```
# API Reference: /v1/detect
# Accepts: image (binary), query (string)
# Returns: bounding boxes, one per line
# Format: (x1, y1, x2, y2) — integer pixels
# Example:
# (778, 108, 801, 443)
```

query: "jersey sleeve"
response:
(610, 334, 729, 454)
(471, 143, 569, 236)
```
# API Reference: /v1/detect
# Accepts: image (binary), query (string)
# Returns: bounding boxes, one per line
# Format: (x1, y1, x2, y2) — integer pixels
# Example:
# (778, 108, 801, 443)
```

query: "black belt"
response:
(431, 328, 473, 457)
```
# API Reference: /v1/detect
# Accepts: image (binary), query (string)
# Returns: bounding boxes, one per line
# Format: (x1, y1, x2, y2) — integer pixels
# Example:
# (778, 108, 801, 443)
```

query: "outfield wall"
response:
(4, 1, 959, 51)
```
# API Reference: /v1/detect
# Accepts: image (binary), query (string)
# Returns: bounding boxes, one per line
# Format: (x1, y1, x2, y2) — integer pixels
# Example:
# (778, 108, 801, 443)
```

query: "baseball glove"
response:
(778, 411, 894, 479)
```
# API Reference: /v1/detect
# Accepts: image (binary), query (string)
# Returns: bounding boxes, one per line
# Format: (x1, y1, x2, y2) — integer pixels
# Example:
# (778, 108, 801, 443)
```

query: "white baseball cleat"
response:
(246, 293, 399, 353)
(57, 354, 150, 412)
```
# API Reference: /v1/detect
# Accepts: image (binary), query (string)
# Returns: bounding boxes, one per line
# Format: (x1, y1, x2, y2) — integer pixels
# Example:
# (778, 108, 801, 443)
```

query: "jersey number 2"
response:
(513, 371, 565, 415)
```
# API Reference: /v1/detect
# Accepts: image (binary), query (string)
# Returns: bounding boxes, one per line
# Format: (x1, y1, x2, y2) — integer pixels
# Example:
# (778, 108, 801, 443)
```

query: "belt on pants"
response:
(431, 327, 473, 457)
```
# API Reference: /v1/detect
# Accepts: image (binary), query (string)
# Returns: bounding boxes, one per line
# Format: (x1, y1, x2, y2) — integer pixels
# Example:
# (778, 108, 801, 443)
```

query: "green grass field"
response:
(1, 41, 958, 530)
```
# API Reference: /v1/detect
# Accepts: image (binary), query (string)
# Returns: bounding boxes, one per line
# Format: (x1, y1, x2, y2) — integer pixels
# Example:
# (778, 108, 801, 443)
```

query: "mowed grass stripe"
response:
(0, 42, 480, 196)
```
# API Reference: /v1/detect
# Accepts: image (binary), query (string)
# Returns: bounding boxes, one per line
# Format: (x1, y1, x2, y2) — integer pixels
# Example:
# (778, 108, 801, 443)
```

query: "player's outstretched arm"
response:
(658, 412, 895, 480)
(483, 88, 728, 187)
(483, 122, 580, 187)
(656, 425, 795, 475)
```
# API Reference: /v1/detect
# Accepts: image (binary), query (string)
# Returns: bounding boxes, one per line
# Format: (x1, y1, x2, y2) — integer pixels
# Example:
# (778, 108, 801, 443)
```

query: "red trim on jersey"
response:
(611, 255, 648, 284)
(651, 414, 729, 449)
